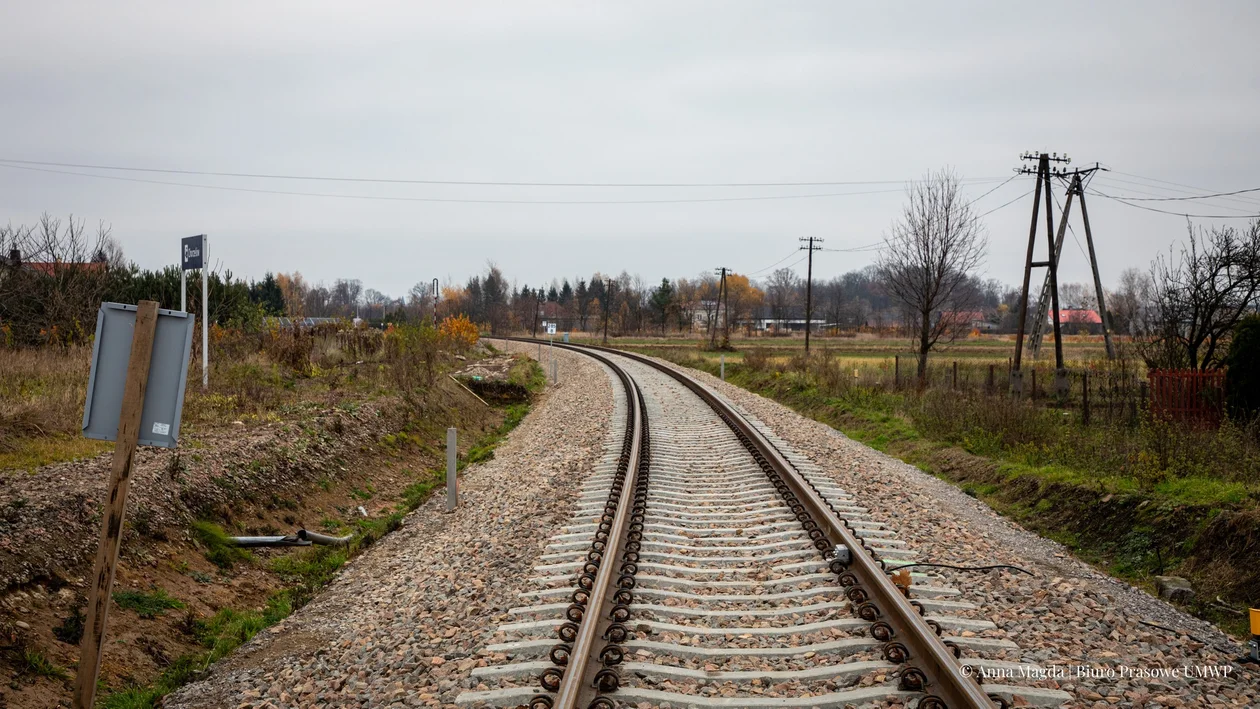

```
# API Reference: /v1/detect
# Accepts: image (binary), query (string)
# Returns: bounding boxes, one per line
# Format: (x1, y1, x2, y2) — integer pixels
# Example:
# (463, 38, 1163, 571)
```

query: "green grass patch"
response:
(0, 436, 112, 472)
(507, 357, 547, 395)
(112, 588, 185, 619)
(190, 520, 252, 570)
(100, 391, 536, 708)
(18, 646, 69, 680)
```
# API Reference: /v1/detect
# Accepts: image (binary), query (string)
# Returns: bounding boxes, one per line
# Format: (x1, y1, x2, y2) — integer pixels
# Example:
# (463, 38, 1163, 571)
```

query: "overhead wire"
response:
(1090, 177, 1259, 213)
(977, 189, 1033, 218)
(0, 157, 1010, 189)
(1109, 170, 1260, 206)
(0, 162, 946, 205)
(1086, 188, 1260, 219)
(743, 248, 803, 276)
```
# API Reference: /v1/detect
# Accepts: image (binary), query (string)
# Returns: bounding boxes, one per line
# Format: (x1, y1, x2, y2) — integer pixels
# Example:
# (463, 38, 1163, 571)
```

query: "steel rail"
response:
(506, 339, 646, 709)
(572, 343, 998, 709)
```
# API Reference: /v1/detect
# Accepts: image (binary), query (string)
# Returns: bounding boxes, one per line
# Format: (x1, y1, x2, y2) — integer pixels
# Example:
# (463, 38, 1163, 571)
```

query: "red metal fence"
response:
(1147, 369, 1226, 426)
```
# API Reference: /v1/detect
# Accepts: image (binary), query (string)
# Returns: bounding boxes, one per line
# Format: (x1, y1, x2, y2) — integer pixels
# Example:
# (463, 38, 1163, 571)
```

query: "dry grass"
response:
(2, 323, 460, 472)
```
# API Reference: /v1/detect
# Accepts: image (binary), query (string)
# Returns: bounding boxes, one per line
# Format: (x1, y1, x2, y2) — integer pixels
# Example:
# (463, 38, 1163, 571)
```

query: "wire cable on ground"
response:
(891, 562, 1035, 576)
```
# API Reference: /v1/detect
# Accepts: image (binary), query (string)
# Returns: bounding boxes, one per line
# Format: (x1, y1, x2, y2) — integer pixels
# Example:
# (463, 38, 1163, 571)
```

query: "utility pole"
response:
(1028, 162, 1114, 360)
(799, 237, 823, 352)
(714, 267, 730, 348)
(1068, 167, 1118, 360)
(1012, 151, 1070, 397)
(602, 278, 613, 344)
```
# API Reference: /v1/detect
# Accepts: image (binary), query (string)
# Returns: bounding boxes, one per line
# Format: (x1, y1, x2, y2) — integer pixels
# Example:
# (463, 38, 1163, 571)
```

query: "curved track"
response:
(458, 342, 1072, 709)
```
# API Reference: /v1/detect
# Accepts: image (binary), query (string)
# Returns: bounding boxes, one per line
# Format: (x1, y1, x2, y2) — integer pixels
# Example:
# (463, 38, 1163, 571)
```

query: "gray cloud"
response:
(2, 1, 1257, 295)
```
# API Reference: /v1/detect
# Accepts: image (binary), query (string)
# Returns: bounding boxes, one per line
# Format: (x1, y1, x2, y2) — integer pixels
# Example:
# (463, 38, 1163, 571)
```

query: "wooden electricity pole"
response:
(713, 267, 730, 348)
(1028, 163, 1114, 360)
(74, 300, 159, 709)
(602, 278, 613, 344)
(1012, 151, 1070, 397)
(799, 237, 823, 352)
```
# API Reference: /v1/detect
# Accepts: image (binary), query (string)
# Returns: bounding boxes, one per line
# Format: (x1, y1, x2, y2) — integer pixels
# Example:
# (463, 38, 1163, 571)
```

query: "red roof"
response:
(24, 261, 108, 275)
(1053, 309, 1102, 324)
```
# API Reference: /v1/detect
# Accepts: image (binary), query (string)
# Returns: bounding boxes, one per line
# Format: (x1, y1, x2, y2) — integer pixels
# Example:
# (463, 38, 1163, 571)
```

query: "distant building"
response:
(1053, 308, 1103, 334)
(937, 310, 997, 332)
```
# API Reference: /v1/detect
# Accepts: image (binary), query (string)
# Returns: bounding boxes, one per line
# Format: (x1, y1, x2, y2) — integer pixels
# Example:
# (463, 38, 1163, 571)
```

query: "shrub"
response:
(743, 348, 771, 372)
(1226, 314, 1260, 419)
(439, 314, 479, 352)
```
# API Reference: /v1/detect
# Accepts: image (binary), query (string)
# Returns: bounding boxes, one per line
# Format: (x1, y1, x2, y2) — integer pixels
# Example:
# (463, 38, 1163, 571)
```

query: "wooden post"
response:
(987, 364, 995, 395)
(74, 300, 159, 709)
(894, 355, 900, 390)
(1082, 371, 1090, 425)
(952, 361, 958, 391)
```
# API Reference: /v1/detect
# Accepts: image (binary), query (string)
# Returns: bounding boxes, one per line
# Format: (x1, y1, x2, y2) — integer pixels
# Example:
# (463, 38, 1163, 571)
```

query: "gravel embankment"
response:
(163, 344, 612, 709)
(0, 401, 395, 593)
(644, 356, 1258, 709)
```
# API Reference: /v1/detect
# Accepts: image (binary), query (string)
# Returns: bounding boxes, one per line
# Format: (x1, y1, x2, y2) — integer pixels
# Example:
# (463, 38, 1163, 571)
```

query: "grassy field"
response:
(597, 333, 1259, 636)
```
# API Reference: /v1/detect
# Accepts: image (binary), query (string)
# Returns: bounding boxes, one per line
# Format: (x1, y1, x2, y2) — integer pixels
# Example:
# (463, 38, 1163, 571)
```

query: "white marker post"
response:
(445, 427, 457, 511)
(546, 322, 557, 384)
(721, 354, 726, 381)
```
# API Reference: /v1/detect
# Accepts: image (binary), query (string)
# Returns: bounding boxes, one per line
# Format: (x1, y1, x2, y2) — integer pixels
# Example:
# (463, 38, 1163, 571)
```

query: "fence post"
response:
(1082, 371, 1090, 426)
(894, 355, 900, 389)
(952, 361, 958, 391)
(987, 364, 995, 395)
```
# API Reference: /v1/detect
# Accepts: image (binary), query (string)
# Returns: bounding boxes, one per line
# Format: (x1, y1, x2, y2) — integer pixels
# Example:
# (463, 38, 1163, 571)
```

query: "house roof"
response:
(24, 261, 108, 276)
(1054, 308, 1102, 324)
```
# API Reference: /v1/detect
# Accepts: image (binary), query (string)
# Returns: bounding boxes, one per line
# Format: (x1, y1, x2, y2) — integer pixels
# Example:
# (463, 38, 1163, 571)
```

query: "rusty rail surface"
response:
(515, 338, 996, 709)
(512, 341, 646, 709)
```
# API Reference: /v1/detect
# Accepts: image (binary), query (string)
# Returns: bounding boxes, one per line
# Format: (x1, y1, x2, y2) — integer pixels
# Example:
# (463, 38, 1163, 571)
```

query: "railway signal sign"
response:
(179, 234, 209, 389)
(74, 301, 194, 709)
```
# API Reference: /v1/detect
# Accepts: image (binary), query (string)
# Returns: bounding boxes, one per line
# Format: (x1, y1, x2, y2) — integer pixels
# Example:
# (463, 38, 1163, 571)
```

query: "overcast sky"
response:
(2, 1, 1258, 297)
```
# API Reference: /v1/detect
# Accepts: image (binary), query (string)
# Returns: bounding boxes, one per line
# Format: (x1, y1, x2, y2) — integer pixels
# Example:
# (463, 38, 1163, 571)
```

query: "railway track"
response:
(458, 342, 1072, 709)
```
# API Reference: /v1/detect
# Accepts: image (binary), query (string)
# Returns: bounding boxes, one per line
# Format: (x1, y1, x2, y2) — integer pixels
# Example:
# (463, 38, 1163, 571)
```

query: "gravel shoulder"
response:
(163, 344, 612, 709)
(644, 355, 1257, 708)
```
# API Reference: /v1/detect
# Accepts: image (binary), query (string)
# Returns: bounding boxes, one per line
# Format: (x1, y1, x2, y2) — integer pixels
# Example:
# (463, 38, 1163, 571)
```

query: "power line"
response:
(977, 189, 1033, 218)
(0, 162, 963, 205)
(1088, 183, 1260, 202)
(0, 157, 1010, 189)
(1110, 170, 1260, 206)
(1086, 188, 1260, 219)
(744, 248, 801, 276)
(1090, 177, 1259, 213)
(967, 174, 1023, 203)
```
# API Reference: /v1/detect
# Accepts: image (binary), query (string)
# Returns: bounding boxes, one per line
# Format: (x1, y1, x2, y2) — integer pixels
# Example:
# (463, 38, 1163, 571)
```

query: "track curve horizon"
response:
(457, 340, 1072, 709)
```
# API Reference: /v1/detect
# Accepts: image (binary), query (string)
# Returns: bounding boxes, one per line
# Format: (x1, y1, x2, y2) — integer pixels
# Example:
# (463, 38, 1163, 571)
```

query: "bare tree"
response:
(876, 169, 987, 380)
(765, 267, 800, 329)
(1140, 220, 1260, 370)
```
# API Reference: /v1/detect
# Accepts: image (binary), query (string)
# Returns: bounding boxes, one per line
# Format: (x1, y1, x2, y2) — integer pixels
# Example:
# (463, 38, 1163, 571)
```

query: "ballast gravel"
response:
(644, 356, 1258, 709)
(163, 347, 1257, 709)
(163, 344, 610, 709)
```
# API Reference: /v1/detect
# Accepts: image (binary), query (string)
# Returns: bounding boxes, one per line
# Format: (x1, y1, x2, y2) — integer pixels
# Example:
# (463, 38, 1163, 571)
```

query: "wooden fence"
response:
(1147, 369, 1226, 426)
